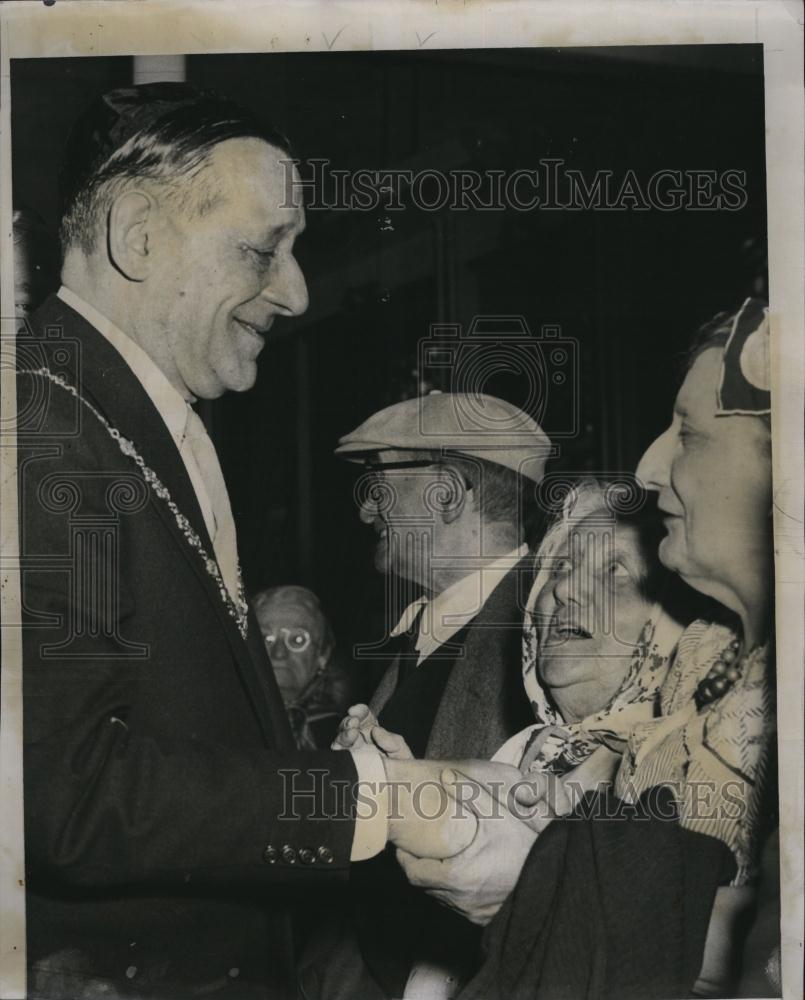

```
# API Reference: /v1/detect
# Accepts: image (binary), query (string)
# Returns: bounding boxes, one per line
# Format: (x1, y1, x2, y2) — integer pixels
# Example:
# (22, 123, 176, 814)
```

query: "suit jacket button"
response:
(316, 845, 334, 864)
(281, 844, 297, 865)
(262, 845, 278, 865)
(298, 847, 316, 865)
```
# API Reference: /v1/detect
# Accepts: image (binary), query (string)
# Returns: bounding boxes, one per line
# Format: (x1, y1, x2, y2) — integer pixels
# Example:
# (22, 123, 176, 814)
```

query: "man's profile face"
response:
(148, 137, 309, 399)
(358, 450, 459, 590)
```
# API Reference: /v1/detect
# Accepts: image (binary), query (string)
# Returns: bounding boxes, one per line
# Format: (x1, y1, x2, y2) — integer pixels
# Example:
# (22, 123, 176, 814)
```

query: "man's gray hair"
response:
(59, 84, 291, 255)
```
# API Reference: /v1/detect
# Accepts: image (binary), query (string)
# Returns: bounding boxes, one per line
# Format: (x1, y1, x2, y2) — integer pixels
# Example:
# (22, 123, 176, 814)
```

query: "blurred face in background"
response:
(534, 514, 656, 722)
(255, 591, 330, 705)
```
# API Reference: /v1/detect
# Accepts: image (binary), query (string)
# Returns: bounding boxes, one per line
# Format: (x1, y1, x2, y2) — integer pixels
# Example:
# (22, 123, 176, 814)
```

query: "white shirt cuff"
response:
(349, 747, 389, 861)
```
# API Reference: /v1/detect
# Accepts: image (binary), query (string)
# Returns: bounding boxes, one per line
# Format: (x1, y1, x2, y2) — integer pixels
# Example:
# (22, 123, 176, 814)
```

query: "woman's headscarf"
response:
(494, 480, 686, 775)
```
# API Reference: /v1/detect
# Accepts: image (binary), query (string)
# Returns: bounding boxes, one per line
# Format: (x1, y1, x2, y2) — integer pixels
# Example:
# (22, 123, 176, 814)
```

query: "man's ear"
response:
(108, 190, 156, 281)
(438, 465, 470, 525)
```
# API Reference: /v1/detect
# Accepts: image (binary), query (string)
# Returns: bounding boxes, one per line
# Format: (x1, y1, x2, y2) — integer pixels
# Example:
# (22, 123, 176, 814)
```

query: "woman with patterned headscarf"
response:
(493, 477, 694, 782)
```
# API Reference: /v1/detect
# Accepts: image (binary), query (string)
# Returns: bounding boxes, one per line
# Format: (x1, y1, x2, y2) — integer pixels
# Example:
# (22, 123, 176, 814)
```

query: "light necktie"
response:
(181, 406, 240, 603)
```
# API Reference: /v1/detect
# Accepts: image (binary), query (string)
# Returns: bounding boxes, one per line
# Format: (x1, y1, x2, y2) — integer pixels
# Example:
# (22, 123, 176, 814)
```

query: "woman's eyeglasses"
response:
(263, 628, 312, 654)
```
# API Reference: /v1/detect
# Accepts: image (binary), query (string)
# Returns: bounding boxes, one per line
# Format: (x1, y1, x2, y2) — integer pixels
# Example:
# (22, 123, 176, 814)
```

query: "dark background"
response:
(11, 46, 767, 683)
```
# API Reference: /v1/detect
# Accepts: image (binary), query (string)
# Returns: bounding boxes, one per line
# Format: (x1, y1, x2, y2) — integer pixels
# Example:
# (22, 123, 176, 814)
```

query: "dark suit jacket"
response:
(300, 559, 535, 1000)
(370, 556, 536, 760)
(16, 295, 357, 999)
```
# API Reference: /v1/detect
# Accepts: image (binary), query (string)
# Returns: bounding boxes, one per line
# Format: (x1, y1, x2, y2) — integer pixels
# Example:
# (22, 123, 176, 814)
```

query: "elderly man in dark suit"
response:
(319, 393, 551, 1000)
(337, 392, 550, 762)
(16, 83, 508, 1000)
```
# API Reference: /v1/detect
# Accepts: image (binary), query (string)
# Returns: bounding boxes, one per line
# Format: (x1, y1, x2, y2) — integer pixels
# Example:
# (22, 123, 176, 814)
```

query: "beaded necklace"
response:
(21, 367, 249, 639)
(694, 635, 742, 708)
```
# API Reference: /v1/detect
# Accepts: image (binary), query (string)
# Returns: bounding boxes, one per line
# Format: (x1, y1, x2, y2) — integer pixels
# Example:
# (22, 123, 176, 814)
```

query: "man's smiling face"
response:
(147, 137, 309, 399)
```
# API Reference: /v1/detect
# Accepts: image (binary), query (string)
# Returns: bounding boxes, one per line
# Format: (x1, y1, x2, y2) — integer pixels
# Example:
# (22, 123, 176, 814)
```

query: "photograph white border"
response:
(1, 2, 802, 997)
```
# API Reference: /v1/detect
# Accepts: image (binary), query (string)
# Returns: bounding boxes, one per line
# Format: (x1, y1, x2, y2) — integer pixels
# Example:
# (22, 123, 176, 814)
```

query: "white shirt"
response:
(390, 543, 529, 664)
(57, 285, 388, 862)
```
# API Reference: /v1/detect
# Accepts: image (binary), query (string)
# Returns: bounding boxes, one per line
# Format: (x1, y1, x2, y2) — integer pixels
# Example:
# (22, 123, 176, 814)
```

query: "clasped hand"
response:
(333, 705, 575, 924)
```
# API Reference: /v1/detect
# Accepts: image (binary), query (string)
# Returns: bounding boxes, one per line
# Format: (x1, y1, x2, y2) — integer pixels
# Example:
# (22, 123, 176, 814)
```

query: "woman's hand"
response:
(693, 885, 756, 997)
(512, 745, 619, 833)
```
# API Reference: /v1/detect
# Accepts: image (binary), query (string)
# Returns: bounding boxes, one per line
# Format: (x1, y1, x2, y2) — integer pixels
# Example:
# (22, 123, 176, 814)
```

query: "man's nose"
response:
(636, 427, 673, 492)
(359, 494, 379, 525)
(263, 253, 309, 317)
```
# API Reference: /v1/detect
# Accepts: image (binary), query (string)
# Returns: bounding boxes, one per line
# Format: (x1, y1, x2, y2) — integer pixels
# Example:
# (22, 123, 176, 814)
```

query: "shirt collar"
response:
(57, 284, 191, 448)
(390, 596, 429, 638)
(390, 543, 529, 662)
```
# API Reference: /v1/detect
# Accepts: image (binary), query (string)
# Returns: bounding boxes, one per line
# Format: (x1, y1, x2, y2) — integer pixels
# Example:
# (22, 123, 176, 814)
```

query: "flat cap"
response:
(335, 392, 552, 484)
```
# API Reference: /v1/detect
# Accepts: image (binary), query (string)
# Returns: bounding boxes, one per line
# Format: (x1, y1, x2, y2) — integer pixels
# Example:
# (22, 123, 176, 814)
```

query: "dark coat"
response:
(369, 556, 536, 760)
(461, 787, 733, 1000)
(16, 295, 357, 999)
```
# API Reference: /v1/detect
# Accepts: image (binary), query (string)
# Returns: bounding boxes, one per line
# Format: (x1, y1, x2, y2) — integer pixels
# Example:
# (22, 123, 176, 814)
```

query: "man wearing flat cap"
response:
(317, 392, 551, 999)
(16, 83, 513, 1000)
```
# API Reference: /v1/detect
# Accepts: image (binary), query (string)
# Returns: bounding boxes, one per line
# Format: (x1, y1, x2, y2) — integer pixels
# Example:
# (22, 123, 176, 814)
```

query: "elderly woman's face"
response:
(636, 348, 772, 610)
(256, 597, 325, 705)
(534, 516, 655, 722)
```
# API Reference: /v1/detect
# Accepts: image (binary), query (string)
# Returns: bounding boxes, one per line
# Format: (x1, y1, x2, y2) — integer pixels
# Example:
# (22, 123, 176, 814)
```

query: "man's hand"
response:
(382, 757, 478, 860)
(395, 767, 539, 926)
(331, 704, 377, 750)
(381, 757, 569, 879)
(371, 724, 414, 759)
(331, 704, 414, 759)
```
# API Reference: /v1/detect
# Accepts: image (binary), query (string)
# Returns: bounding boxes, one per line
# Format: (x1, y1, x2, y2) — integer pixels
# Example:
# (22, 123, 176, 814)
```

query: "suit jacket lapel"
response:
(426, 556, 534, 759)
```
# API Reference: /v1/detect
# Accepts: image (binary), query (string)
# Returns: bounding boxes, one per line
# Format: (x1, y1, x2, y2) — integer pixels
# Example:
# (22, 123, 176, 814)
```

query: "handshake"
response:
(331, 705, 585, 925)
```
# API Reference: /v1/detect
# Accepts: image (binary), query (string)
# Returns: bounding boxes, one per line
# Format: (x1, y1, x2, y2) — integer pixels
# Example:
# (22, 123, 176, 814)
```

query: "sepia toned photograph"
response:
(1, 3, 802, 999)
